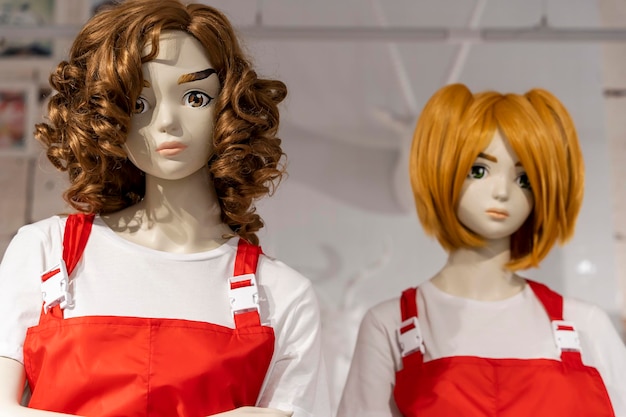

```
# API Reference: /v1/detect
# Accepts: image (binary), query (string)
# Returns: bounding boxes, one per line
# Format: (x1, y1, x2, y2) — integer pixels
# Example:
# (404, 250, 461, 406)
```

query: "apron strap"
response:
(62, 214, 95, 276)
(398, 287, 424, 368)
(401, 287, 418, 322)
(526, 279, 584, 366)
(230, 239, 263, 329)
(39, 214, 95, 321)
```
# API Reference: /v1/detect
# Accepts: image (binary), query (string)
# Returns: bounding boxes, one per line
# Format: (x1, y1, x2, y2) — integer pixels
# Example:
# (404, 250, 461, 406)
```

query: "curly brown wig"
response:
(35, 0, 287, 245)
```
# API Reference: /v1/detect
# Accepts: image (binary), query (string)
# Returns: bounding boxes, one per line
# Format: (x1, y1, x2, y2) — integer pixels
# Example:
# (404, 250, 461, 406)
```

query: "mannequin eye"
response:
(516, 173, 532, 189)
(133, 97, 149, 114)
(183, 91, 213, 108)
(467, 165, 487, 179)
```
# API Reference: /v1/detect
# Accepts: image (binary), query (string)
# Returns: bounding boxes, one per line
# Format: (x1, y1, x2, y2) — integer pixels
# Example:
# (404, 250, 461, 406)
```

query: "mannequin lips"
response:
(156, 141, 188, 156)
(486, 208, 509, 219)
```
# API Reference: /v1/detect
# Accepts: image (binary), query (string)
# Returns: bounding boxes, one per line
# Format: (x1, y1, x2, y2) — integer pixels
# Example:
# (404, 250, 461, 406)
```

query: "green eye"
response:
(468, 165, 487, 179)
(516, 173, 531, 189)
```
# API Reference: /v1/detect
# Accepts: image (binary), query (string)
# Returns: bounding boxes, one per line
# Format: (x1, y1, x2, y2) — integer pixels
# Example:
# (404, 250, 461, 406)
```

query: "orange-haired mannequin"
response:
(0, 1, 329, 417)
(338, 84, 626, 417)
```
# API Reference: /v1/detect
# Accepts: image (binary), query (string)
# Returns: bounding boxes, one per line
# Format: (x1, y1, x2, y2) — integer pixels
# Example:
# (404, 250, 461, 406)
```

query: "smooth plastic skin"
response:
(431, 130, 531, 301)
(125, 31, 220, 183)
(103, 31, 233, 254)
(0, 357, 78, 417)
(456, 130, 534, 244)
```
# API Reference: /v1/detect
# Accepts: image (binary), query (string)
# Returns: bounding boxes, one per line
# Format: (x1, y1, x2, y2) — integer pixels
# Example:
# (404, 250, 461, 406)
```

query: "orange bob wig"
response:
(410, 83, 584, 270)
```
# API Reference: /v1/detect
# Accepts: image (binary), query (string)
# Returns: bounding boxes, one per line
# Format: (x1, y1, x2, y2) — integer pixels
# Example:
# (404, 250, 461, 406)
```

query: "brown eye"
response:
(133, 97, 148, 114)
(183, 91, 212, 108)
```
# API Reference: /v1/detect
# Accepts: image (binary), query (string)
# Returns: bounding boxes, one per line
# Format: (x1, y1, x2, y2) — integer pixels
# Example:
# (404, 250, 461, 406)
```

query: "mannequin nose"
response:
(492, 176, 510, 201)
(154, 102, 180, 134)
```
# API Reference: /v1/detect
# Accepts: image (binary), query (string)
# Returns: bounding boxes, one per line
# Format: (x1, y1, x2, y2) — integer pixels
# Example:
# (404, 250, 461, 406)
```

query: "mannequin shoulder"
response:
(357, 296, 403, 338)
(16, 215, 65, 236)
(4, 216, 65, 256)
(563, 297, 626, 365)
(564, 297, 626, 406)
(255, 254, 318, 302)
(564, 297, 622, 339)
(359, 284, 434, 334)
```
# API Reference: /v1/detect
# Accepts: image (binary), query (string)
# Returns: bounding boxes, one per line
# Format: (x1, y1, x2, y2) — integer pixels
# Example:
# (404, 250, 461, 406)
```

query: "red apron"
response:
(23, 214, 275, 417)
(393, 280, 616, 417)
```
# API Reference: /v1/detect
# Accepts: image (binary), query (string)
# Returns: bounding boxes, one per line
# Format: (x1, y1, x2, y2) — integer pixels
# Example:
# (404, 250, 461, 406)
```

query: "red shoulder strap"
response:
(63, 214, 95, 276)
(400, 287, 418, 321)
(40, 214, 95, 320)
(526, 279, 563, 321)
(234, 238, 262, 276)
(231, 239, 263, 328)
(526, 279, 583, 366)
(398, 287, 424, 367)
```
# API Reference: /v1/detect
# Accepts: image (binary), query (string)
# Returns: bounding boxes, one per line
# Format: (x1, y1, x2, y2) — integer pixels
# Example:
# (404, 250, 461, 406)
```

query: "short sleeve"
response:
(337, 303, 403, 417)
(576, 303, 626, 416)
(0, 220, 59, 363)
(255, 260, 331, 417)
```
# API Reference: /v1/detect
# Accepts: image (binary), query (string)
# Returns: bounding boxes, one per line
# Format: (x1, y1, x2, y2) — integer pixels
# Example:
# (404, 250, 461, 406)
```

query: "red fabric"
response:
(23, 214, 275, 417)
(40, 268, 60, 282)
(231, 239, 263, 328)
(231, 279, 253, 289)
(39, 214, 95, 319)
(400, 287, 417, 321)
(393, 280, 616, 417)
(234, 239, 263, 276)
(62, 213, 95, 275)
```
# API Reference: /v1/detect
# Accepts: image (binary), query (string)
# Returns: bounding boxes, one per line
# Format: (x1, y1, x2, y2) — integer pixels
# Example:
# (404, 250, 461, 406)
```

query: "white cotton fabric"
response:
(338, 279, 626, 417)
(0, 215, 330, 417)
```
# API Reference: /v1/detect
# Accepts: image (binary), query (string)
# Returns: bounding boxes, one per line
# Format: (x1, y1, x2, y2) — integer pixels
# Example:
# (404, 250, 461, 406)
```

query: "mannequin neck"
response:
(432, 237, 526, 301)
(102, 168, 233, 253)
(141, 168, 219, 220)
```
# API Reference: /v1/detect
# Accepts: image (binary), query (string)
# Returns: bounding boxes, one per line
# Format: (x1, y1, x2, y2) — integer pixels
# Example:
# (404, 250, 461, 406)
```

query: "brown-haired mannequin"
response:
(0, 1, 329, 417)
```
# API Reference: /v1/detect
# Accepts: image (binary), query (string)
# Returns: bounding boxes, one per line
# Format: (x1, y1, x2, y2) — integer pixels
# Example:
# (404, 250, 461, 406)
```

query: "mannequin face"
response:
(457, 130, 534, 241)
(124, 31, 221, 180)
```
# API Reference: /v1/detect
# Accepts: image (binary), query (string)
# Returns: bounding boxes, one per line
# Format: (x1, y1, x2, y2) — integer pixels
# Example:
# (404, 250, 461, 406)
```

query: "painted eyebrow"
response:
(477, 152, 524, 167)
(178, 68, 217, 84)
(477, 152, 497, 163)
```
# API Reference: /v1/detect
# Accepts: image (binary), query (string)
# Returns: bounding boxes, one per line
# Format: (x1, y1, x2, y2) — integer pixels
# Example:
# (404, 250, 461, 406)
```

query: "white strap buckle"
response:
(552, 320, 582, 352)
(396, 317, 424, 357)
(41, 261, 72, 313)
(228, 274, 259, 315)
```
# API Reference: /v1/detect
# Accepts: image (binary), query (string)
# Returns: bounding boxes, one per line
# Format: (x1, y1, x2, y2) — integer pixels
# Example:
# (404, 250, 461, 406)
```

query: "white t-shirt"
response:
(338, 279, 626, 417)
(0, 216, 330, 417)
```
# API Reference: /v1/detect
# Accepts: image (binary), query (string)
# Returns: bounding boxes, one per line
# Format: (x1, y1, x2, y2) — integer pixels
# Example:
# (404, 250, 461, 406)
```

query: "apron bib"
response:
(24, 214, 275, 417)
(393, 281, 616, 417)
